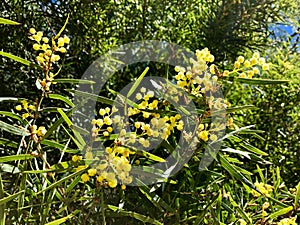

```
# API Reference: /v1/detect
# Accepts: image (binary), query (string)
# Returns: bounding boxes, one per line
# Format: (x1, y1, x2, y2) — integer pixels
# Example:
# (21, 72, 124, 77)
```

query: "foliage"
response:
(0, 1, 300, 225)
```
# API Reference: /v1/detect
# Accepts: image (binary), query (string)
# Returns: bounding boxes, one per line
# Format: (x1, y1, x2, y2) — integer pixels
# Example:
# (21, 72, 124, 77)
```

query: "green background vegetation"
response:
(0, 0, 299, 224)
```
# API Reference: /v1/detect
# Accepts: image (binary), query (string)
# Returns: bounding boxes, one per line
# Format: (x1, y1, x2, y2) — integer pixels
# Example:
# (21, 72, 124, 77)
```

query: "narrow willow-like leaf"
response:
(66, 89, 118, 106)
(0, 97, 18, 102)
(61, 125, 84, 150)
(228, 195, 252, 223)
(256, 164, 265, 184)
(193, 193, 220, 224)
(36, 167, 87, 195)
(239, 142, 268, 156)
(0, 164, 20, 174)
(212, 105, 257, 116)
(137, 179, 175, 212)
(44, 214, 74, 225)
(233, 165, 253, 176)
(0, 191, 25, 206)
(218, 153, 258, 193)
(127, 67, 149, 98)
(0, 18, 20, 25)
(0, 138, 18, 148)
(216, 125, 255, 143)
(57, 108, 86, 147)
(268, 206, 293, 220)
(221, 147, 251, 159)
(235, 77, 289, 85)
(54, 79, 95, 84)
(0, 121, 29, 136)
(23, 162, 72, 174)
(65, 176, 82, 194)
(295, 181, 300, 208)
(267, 195, 289, 208)
(107, 205, 162, 225)
(0, 111, 23, 122)
(54, 14, 69, 39)
(0, 51, 39, 68)
(0, 173, 4, 225)
(0, 154, 35, 163)
(131, 149, 166, 162)
(41, 139, 78, 153)
(71, 125, 90, 136)
(43, 108, 75, 140)
(274, 166, 281, 194)
(48, 94, 74, 107)
(112, 89, 140, 108)
(57, 108, 72, 126)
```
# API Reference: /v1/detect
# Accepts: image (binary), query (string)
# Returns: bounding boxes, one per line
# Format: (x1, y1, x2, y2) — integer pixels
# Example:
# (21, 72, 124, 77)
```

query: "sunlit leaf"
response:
(0, 18, 20, 25)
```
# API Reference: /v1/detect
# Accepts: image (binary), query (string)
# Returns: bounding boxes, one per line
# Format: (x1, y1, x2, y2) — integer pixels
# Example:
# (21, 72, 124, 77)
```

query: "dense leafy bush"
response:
(0, 1, 299, 224)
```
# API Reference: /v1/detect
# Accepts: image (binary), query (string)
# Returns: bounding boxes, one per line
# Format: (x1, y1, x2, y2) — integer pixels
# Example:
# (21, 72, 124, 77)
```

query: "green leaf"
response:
(212, 105, 257, 116)
(36, 167, 87, 195)
(43, 108, 75, 140)
(23, 162, 72, 174)
(112, 89, 139, 108)
(0, 138, 18, 148)
(228, 195, 252, 223)
(66, 89, 118, 106)
(295, 181, 300, 209)
(41, 139, 79, 153)
(107, 205, 163, 225)
(48, 94, 74, 107)
(0, 51, 40, 68)
(239, 142, 268, 156)
(132, 148, 166, 162)
(218, 153, 258, 192)
(268, 206, 293, 220)
(0, 121, 29, 136)
(256, 164, 265, 184)
(61, 125, 84, 150)
(65, 175, 82, 194)
(0, 191, 25, 206)
(221, 147, 251, 159)
(0, 111, 23, 122)
(54, 14, 69, 39)
(0, 154, 35, 163)
(57, 108, 72, 126)
(127, 67, 149, 98)
(137, 179, 175, 212)
(54, 79, 95, 84)
(0, 164, 20, 173)
(0, 97, 18, 102)
(193, 193, 220, 224)
(267, 195, 289, 208)
(235, 77, 289, 85)
(0, 18, 20, 25)
(0, 174, 4, 225)
(216, 125, 255, 143)
(44, 214, 75, 225)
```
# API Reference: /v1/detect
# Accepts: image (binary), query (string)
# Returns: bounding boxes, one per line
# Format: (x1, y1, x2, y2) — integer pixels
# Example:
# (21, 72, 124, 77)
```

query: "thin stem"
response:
(101, 187, 106, 225)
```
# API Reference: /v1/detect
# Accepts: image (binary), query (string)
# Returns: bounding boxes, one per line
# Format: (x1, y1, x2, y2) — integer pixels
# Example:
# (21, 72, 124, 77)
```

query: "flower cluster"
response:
(91, 106, 118, 139)
(74, 145, 134, 189)
(29, 28, 70, 92)
(174, 48, 229, 143)
(251, 181, 273, 197)
(277, 216, 297, 225)
(81, 84, 186, 188)
(174, 48, 217, 94)
(128, 87, 184, 140)
(223, 52, 271, 79)
(29, 28, 69, 67)
(15, 99, 37, 120)
(29, 124, 47, 143)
